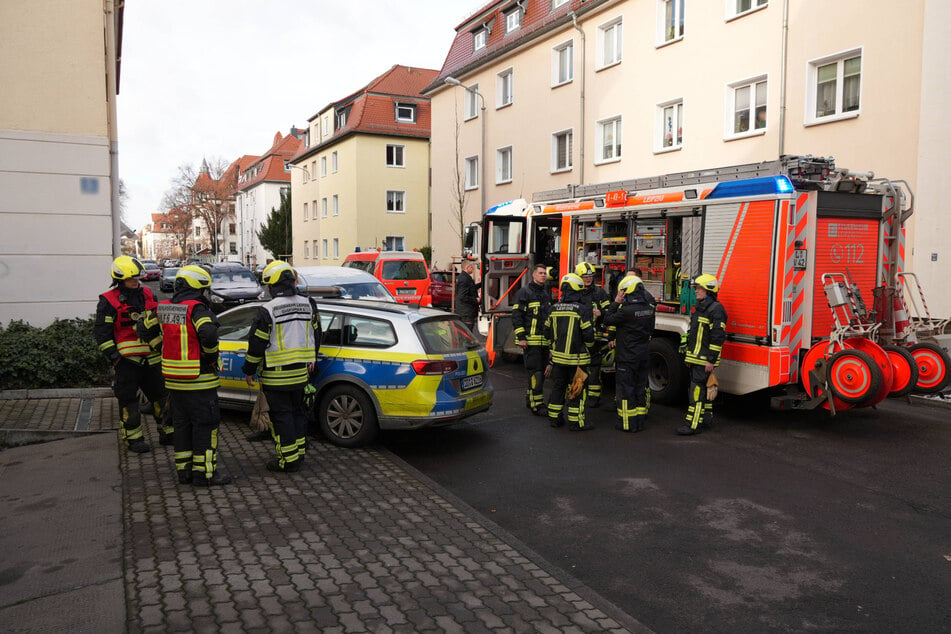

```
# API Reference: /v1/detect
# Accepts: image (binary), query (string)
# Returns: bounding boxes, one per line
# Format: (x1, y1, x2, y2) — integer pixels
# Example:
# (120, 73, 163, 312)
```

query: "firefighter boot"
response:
(676, 425, 701, 436)
(266, 459, 302, 473)
(192, 471, 233, 486)
(127, 438, 151, 453)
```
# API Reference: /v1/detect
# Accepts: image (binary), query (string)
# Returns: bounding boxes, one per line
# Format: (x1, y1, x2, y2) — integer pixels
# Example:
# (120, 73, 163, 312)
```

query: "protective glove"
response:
(678, 333, 688, 355)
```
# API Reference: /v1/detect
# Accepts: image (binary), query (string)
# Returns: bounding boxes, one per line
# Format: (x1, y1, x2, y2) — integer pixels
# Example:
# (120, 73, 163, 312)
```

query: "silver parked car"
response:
(294, 265, 395, 302)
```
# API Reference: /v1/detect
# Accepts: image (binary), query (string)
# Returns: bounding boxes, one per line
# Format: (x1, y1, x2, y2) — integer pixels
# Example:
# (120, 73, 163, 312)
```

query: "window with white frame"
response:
(384, 236, 405, 251)
(311, 160, 316, 179)
(312, 200, 317, 221)
(386, 144, 405, 167)
(395, 102, 417, 123)
(657, 99, 684, 150)
(322, 117, 329, 136)
(658, 0, 685, 44)
(552, 0, 569, 7)
(464, 84, 480, 120)
(305, 241, 310, 258)
(333, 238, 339, 259)
(303, 202, 308, 221)
(331, 151, 338, 173)
(497, 68, 514, 107)
(322, 239, 328, 259)
(321, 156, 327, 177)
(332, 195, 339, 216)
(465, 156, 479, 190)
(321, 198, 328, 218)
(496, 146, 513, 184)
(552, 41, 573, 86)
(728, 76, 767, 136)
(336, 109, 347, 129)
(808, 49, 862, 123)
(596, 117, 622, 162)
(732, 0, 766, 18)
(505, 8, 521, 33)
(473, 28, 487, 51)
(597, 18, 623, 69)
(552, 129, 573, 172)
(313, 240, 318, 258)
(386, 190, 406, 213)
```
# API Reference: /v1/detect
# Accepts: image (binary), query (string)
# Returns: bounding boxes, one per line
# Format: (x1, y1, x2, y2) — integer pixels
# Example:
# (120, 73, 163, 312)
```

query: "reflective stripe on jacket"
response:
(100, 287, 155, 358)
(685, 295, 727, 366)
(545, 301, 594, 366)
(511, 281, 551, 347)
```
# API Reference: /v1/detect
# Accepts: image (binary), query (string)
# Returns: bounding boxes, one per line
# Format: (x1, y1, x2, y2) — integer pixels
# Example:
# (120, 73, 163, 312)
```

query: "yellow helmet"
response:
(546, 266, 555, 281)
(560, 273, 585, 292)
(175, 265, 212, 290)
(695, 274, 720, 293)
(111, 256, 144, 281)
(618, 275, 643, 295)
(574, 261, 596, 277)
(262, 260, 295, 286)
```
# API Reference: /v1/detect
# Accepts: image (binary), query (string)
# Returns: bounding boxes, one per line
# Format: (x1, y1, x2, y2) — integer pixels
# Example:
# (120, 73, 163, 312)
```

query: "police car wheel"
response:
(318, 384, 379, 448)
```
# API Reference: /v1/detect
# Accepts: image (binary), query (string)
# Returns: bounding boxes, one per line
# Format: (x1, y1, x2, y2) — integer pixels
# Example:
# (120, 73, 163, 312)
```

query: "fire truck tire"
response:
(881, 344, 918, 398)
(909, 342, 951, 394)
(842, 338, 892, 407)
(648, 337, 686, 405)
(799, 341, 852, 412)
(827, 349, 884, 405)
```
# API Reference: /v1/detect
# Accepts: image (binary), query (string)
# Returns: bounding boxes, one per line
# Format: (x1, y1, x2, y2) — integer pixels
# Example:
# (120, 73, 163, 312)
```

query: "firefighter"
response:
(603, 275, 655, 432)
(154, 265, 232, 485)
(94, 255, 171, 453)
(242, 261, 321, 473)
(678, 274, 728, 436)
(512, 264, 552, 415)
(575, 262, 611, 407)
(545, 273, 595, 431)
(455, 260, 480, 335)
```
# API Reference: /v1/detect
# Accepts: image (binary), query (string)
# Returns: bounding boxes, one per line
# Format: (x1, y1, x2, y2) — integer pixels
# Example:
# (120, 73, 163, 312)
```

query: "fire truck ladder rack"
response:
(821, 272, 882, 348)
(898, 272, 951, 339)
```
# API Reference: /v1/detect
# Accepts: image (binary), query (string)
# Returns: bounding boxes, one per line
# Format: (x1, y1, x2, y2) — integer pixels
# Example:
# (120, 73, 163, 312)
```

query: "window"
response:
(465, 156, 479, 190)
(728, 76, 767, 137)
(732, 0, 767, 18)
(464, 84, 480, 120)
(312, 199, 317, 221)
(229, 242, 237, 255)
(387, 190, 406, 213)
(322, 117, 329, 136)
(552, 129, 573, 172)
(331, 151, 338, 173)
(229, 223, 236, 235)
(808, 49, 862, 123)
(313, 240, 318, 259)
(322, 239, 328, 259)
(552, 0, 569, 7)
(332, 195, 339, 216)
(505, 8, 521, 33)
(321, 156, 327, 177)
(195, 226, 200, 237)
(384, 236, 404, 251)
(657, 99, 683, 151)
(336, 109, 347, 129)
(596, 116, 622, 163)
(322, 198, 328, 218)
(333, 238, 339, 259)
(395, 103, 417, 123)
(473, 28, 487, 51)
(311, 161, 316, 179)
(658, 0, 684, 44)
(303, 202, 308, 221)
(497, 68, 514, 107)
(598, 18, 623, 68)
(496, 146, 513, 184)
(305, 241, 310, 258)
(386, 144, 405, 167)
(552, 41, 574, 86)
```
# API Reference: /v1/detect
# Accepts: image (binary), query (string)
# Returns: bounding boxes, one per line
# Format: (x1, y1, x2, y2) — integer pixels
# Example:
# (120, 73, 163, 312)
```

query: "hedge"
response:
(0, 318, 113, 390)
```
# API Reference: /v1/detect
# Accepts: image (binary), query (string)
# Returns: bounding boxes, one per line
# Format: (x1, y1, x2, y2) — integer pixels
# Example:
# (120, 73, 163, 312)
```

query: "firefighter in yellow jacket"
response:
(544, 273, 595, 430)
(94, 256, 171, 453)
(678, 274, 728, 436)
(147, 265, 231, 485)
(242, 261, 321, 473)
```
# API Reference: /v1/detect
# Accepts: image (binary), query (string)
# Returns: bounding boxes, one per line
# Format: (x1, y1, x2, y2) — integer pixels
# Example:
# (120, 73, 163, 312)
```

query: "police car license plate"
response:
(461, 374, 484, 390)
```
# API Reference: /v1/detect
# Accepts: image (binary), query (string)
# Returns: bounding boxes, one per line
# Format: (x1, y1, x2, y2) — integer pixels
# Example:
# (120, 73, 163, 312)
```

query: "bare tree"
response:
(161, 158, 236, 257)
(448, 106, 470, 257)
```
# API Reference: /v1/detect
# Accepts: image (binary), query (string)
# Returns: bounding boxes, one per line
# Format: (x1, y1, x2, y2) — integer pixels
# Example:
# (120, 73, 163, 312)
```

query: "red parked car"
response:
(430, 270, 454, 309)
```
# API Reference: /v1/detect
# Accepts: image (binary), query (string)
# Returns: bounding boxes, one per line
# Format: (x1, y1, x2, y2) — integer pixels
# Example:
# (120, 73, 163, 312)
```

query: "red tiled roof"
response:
(238, 130, 304, 191)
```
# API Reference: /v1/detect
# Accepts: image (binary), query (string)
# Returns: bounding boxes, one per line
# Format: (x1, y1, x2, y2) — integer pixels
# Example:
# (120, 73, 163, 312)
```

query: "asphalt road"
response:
(380, 359, 951, 633)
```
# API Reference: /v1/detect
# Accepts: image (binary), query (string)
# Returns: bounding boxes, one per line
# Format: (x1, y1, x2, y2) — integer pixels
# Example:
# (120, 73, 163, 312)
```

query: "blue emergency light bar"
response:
(706, 175, 794, 199)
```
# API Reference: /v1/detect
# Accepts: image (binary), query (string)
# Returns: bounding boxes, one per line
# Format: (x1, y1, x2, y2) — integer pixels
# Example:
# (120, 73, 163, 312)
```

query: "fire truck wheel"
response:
(909, 342, 951, 394)
(827, 349, 884, 405)
(800, 341, 852, 412)
(648, 337, 686, 405)
(842, 338, 893, 407)
(881, 344, 919, 398)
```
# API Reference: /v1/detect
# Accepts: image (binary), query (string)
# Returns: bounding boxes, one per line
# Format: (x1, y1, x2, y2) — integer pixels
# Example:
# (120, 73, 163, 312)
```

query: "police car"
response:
(215, 294, 493, 447)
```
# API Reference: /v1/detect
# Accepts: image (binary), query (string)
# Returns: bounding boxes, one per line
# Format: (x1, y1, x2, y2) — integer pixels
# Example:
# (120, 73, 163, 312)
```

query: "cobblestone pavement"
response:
(1, 394, 647, 633)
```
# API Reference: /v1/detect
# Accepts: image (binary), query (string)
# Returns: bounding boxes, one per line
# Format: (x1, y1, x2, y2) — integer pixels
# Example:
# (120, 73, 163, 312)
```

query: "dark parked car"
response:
(203, 262, 264, 313)
(430, 270, 455, 309)
(160, 267, 179, 292)
(141, 262, 161, 281)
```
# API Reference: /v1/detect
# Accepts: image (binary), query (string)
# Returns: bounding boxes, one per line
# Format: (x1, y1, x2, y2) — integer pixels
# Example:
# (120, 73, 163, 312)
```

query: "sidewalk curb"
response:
(908, 394, 951, 411)
(0, 387, 112, 400)
(0, 428, 112, 449)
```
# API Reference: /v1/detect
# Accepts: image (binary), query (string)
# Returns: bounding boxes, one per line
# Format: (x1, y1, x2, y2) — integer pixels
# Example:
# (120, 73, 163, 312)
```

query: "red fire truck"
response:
(469, 155, 951, 411)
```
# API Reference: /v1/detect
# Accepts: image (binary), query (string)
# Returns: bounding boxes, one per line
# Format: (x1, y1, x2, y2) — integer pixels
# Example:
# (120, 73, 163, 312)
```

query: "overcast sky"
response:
(118, 1, 476, 230)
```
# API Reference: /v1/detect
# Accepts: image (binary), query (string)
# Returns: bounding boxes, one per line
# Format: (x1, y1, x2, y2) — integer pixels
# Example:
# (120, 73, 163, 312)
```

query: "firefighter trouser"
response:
(263, 387, 308, 469)
(113, 357, 170, 444)
(586, 340, 605, 403)
(523, 345, 548, 411)
(616, 359, 649, 431)
(685, 364, 713, 430)
(170, 389, 222, 481)
(547, 364, 589, 429)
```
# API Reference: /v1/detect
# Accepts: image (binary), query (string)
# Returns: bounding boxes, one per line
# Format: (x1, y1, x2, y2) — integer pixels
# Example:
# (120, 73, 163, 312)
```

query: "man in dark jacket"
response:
(678, 274, 728, 436)
(455, 260, 480, 335)
(575, 262, 611, 407)
(545, 273, 595, 431)
(511, 264, 552, 415)
(603, 275, 656, 432)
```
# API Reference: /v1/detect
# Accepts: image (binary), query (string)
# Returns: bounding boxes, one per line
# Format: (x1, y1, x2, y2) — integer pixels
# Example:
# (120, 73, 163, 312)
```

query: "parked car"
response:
(203, 262, 264, 313)
(141, 262, 161, 281)
(430, 270, 455, 309)
(342, 251, 432, 306)
(215, 298, 493, 447)
(253, 263, 267, 283)
(159, 267, 179, 293)
(295, 265, 395, 302)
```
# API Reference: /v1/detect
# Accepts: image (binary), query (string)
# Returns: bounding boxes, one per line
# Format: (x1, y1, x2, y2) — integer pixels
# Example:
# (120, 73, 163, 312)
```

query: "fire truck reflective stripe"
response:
(788, 193, 810, 381)
(774, 199, 793, 349)
(716, 202, 747, 281)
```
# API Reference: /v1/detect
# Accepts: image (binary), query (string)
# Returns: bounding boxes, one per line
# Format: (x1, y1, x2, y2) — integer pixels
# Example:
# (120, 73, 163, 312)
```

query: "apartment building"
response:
(0, 0, 124, 326)
(425, 0, 950, 314)
(290, 65, 438, 265)
(234, 130, 303, 267)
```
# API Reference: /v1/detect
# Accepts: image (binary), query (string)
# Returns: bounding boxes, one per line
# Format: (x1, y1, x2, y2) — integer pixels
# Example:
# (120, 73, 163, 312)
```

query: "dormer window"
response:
(473, 28, 487, 51)
(395, 102, 417, 123)
(336, 107, 349, 130)
(505, 7, 521, 33)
